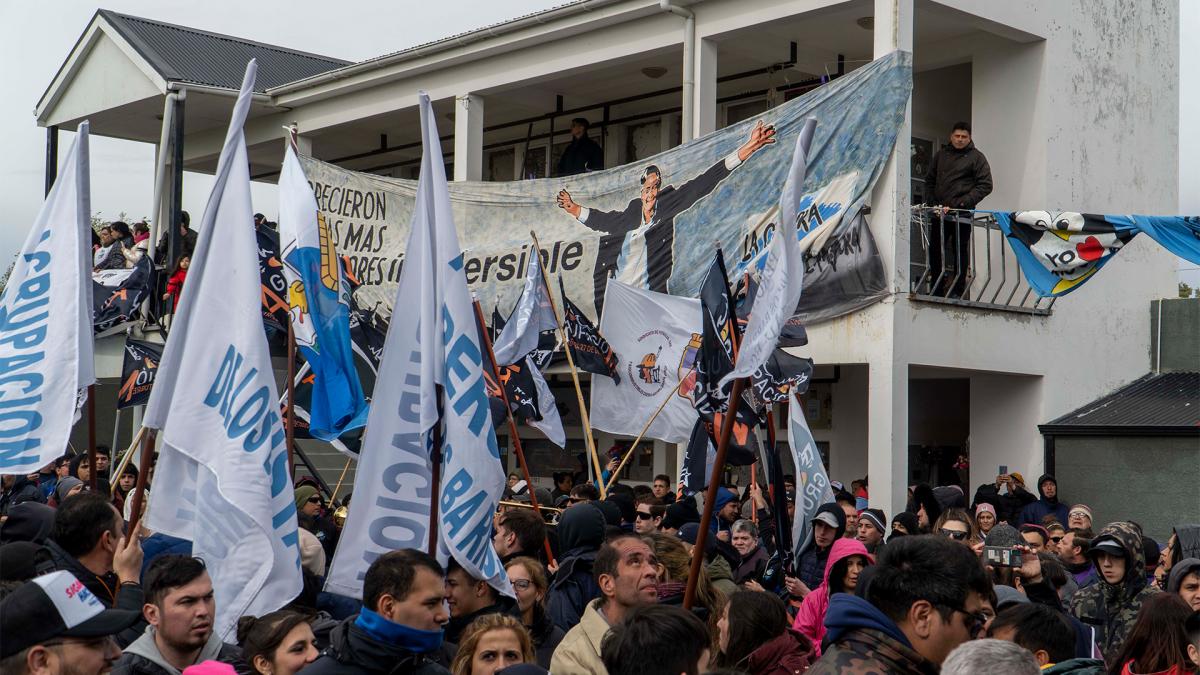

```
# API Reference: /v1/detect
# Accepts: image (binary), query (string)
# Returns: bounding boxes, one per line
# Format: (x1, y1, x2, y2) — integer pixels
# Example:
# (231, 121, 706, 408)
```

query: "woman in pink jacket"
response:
(791, 537, 874, 656)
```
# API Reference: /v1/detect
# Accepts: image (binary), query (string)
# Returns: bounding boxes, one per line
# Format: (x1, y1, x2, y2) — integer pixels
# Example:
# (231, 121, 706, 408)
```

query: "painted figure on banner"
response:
(555, 121, 777, 312)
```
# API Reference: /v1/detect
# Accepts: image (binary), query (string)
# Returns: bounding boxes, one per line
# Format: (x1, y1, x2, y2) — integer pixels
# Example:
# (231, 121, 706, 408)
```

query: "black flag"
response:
(476, 306, 541, 427)
(558, 277, 620, 384)
(93, 257, 153, 332)
(257, 227, 290, 331)
(116, 338, 163, 409)
(751, 349, 814, 406)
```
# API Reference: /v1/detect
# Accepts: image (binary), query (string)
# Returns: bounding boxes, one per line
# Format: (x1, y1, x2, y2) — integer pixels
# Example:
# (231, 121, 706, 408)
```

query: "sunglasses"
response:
(307, 496, 323, 504)
(940, 604, 987, 636)
(1050, 536, 1064, 543)
(938, 528, 969, 541)
(635, 511, 654, 520)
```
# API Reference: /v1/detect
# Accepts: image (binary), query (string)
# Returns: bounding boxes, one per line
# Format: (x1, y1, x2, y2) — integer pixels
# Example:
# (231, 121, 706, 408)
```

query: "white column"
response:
(453, 93, 484, 181)
(604, 123, 625, 169)
(693, 38, 718, 138)
(868, 0, 913, 521)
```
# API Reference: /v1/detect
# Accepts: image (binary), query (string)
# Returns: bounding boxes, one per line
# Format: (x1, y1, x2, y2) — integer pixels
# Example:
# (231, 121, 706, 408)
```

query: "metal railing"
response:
(910, 207, 1055, 315)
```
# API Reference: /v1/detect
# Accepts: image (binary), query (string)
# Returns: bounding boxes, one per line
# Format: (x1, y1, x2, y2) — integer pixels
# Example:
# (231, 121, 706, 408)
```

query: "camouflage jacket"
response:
(806, 626, 939, 675)
(1068, 522, 1159, 662)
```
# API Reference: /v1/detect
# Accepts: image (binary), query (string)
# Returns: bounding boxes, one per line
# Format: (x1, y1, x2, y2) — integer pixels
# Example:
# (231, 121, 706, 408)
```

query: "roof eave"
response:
(1038, 424, 1200, 437)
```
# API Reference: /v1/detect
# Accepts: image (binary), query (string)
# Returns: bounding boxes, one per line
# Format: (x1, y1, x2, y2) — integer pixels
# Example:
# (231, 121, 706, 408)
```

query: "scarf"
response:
(354, 607, 443, 654)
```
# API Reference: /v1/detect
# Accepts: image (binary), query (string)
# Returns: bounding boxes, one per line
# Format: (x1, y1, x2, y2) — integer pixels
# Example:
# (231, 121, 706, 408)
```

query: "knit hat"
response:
(0, 571, 141, 658)
(1068, 505, 1093, 523)
(1008, 472, 1025, 486)
(859, 509, 887, 534)
(985, 523, 1021, 548)
(182, 662, 238, 675)
(890, 512, 919, 536)
(298, 528, 326, 578)
(975, 503, 996, 518)
(294, 485, 320, 511)
(54, 477, 84, 503)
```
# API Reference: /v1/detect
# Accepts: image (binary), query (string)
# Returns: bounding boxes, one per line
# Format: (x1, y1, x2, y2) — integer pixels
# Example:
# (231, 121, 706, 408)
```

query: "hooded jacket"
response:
(807, 593, 938, 675)
(924, 139, 993, 209)
(112, 626, 245, 675)
(742, 628, 816, 675)
(793, 539, 873, 655)
(0, 475, 45, 515)
(1172, 525, 1200, 562)
(909, 485, 941, 531)
(1068, 522, 1160, 662)
(1018, 474, 1071, 527)
(796, 504, 846, 591)
(1167, 557, 1200, 595)
(547, 503, 606, 631)
(303, 616, 449, 675)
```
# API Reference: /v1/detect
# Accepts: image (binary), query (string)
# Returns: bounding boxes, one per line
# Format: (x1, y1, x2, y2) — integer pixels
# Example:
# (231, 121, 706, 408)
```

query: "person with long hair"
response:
(504, 557, 564, 668)
(792, 538, 874, 655)
(450, 614, 535, 675)
(645, 532, 723, 618)
(1107, 593, 1195, 675)
(238, 610, 319, 675)
(936, 507, 984, 558)
(716, 591, 814, 674)
(163, 255, 190, 312)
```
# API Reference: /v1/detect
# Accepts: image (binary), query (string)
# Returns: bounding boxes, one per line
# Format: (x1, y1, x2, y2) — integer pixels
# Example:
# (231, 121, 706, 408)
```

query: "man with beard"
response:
(113, 556, 242, 675)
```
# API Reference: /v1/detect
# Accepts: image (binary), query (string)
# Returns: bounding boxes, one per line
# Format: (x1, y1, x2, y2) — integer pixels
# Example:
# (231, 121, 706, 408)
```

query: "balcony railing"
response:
(909, 208, 1054, 315)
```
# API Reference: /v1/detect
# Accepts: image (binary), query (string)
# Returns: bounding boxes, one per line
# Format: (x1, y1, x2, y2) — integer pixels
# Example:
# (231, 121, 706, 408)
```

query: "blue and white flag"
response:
(788, 393, 833, 557)
(527, 358, 565, 447)
(278, 146, 368, 440)
(492, 249, 559, 366)
(143, 61, 302, 639)
(0, 122, 94, 473)
(721, 119, 816, 386)
(327, 92, 511, 598)
(992, 211, 1200, 297)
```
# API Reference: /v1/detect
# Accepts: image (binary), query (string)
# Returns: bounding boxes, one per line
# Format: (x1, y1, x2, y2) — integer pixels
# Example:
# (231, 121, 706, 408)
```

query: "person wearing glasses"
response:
(503, 557, 563, 669)
(933, 508, 984, 559)
(807, 535, 992, 674)
(0, 570, 141, 675)
(632, 499, 665, 535)
(294, 485, 338, 559)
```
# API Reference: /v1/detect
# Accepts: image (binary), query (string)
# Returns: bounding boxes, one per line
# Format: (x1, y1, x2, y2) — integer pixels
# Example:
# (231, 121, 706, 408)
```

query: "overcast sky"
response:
(0, 1, 1197, 286)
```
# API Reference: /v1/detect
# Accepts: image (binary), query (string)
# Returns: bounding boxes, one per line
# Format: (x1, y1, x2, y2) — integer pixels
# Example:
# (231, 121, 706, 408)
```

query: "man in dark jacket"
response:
(923, 121, 992, 297)
(794, 503, 846, 594)
(809, 535, 991, 674)
(547, 502, 607, 631)
(1068, 522, 1159, 662)
(0, 474, 45, 515)
(556, 118, 604, 177)
(305, 549, 450, 675)
(1018, 474, 1071, 527)
(42, 492, 146, 648)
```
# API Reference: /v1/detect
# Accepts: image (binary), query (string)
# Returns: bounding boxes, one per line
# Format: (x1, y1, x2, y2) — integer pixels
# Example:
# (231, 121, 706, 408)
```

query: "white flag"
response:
(0, 122, 94, 473)
(527, 358, 565, 448)
(492, 250, 558, 366)
(590, 279, 700, 444)
(142, 61, 302, 639)
(788, 393, 833, 556)
(721, 118, 816, 386)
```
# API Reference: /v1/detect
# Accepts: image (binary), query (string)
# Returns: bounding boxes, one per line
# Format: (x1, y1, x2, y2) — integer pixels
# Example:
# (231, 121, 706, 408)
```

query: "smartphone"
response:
(983, 546, 1023, 568)
(999, 465, 1008, 476)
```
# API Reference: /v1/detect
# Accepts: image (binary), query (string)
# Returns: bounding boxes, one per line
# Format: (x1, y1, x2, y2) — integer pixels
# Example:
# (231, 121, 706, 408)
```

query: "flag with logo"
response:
(117, 339, 163, 409)
(750, 349, 813, 407)
(142, 61, 302, 639)
(991, 211, 1200, 297)
(0, 121, 94, 473)
(527, 359, 565, 447)
(789, 394, 833, 557)
(722, 118, 816, 386)
(93, 257, 153, 333)
(477, 308, 541, 426)
(559, 277, 620, 384)
(279, 147, 369, 440)
(492, 249, 558, 365)
(590, 279, 700, 444)
(257, 227, 290, 331)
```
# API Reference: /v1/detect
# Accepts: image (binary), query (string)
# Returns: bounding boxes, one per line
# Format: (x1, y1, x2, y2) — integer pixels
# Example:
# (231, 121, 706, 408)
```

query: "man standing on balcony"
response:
(925, 121, 993, 298)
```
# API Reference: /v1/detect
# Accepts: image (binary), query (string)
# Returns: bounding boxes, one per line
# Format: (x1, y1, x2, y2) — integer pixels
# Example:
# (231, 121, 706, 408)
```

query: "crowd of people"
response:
(2, 457, 1199, 675)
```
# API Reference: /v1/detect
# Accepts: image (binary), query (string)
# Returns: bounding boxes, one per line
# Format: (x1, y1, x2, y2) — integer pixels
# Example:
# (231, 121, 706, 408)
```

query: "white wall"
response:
(968, 372, 1043, 492)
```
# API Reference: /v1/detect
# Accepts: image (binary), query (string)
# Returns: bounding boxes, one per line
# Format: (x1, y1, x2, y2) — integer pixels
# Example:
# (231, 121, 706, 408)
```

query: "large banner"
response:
(298, 52, 910, 323)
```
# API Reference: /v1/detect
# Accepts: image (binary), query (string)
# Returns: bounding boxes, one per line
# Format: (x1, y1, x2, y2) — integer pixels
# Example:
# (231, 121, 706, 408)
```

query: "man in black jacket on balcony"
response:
(924, 121, 993, 298)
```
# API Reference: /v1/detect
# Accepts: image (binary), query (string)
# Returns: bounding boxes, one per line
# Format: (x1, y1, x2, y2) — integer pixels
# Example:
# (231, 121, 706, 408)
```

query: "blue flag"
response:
(278, 146, 369, 440)
(992, 211, 1200, 297)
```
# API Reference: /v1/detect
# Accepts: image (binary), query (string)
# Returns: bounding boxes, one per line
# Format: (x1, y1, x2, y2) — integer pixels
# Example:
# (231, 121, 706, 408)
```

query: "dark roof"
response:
(98, 9, 350, 92)
(1040, 371, 1200, 435)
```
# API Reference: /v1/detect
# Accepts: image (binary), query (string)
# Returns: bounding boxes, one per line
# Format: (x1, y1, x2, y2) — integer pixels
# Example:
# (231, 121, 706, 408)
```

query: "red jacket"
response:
(165, 268, 188, 311)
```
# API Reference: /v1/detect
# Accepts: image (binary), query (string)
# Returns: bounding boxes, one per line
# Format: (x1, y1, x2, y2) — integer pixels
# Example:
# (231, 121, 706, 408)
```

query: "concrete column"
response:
(693, 38, 719, 138)
(604, 123, 625, 169)
(453, 93, 484, 181)
(295, 135, 313, 156)
(867, 0, 914, 520)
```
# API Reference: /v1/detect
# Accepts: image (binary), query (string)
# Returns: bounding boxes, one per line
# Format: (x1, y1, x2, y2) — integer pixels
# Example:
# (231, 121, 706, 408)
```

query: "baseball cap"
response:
(0, 571, 141, 657)
(1090, 538, 1126, 559)
(812, 511, 840, 529)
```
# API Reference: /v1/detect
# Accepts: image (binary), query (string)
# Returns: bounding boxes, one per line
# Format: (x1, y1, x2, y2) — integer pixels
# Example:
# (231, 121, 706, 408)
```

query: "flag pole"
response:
(428, 423, 442, 556)
(330, 456, 353, 504)
(473, 299, 557, 566)
(604, 366, 694, 493)
(127, 429, 157, 530)
(284, 125, 299, 477)
(86, 386, 98, 490)
(529, 230, 606, 498)
(110, 425, 147, 497)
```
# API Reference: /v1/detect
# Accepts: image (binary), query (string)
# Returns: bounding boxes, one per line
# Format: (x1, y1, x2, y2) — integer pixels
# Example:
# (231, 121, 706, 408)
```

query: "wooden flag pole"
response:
(529, 230, 606, 498)
(473, 299, 557, 566)
(604, 366, 695, 493)
(330, 456, 353, 504)
(110, 425, 147, 497)
(127, 429, 157, 530)
(428, 423, 442, 556)
(86, 385, 98, 490)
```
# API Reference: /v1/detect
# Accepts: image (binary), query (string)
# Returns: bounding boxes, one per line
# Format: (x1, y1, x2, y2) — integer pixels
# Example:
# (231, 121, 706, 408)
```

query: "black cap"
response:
(0, 571, 140, 657)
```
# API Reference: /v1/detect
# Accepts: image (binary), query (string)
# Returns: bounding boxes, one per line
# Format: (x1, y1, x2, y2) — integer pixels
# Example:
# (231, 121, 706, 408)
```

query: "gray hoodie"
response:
(113, 626, 243, 675)
(1167, 557, 1200, 594)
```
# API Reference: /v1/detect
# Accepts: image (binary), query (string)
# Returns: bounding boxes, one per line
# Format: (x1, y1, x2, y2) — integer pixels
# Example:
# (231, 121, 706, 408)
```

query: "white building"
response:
(39, 0, 1181, 520)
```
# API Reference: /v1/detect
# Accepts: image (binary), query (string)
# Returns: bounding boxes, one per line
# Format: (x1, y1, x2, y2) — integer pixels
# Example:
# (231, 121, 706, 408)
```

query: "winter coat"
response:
(112, 626, 246, 675)
(0, 476, 46, 515)
(793, 539, 874, 655)
(444, 596, 519, 644)
(708, 551, 738, 597)
(1173, 524, 1200, 561)
(1118, 662, 1193, 675)
(1068, 522, 1160, 663)
(41, 538, 146, 647)
(1066, 559, 1099, 589)
(971, 482, 1036, 524)
(924, 140, 993, 209)
(742, 628, 816, 675)
(303, 617, 449, 675)
(1018, 474, 1071, 527)
(550, 598, 610, 675)
(528, 605, 566, 669)
(734, 544, 770, 585)
(807, 594, 938, 675)
(165, 268, 188, 311)
(1042, 658, 1106, 674)
(797, 503, 846, 590)
(547, 547, 600, 631)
